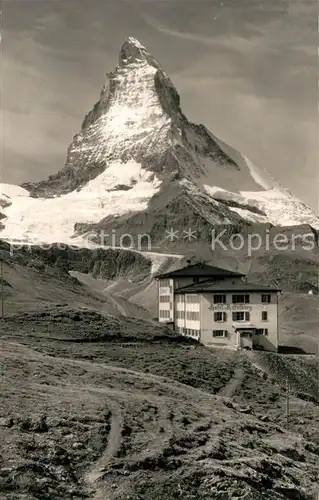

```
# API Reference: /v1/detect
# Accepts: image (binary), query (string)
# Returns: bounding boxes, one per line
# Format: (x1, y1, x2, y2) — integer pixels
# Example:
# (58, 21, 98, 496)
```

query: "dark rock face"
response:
(22, 162, 107, 198)
(4, 243, 152, 282)
(0, 198, 11, 210)
(0, 198, 10, 230)
(153, 69, 181, 118)
(74, 179, 249, 249)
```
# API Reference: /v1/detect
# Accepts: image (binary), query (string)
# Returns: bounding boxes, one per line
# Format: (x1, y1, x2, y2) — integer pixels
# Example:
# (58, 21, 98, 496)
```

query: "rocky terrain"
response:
(1, 307, 318, 500)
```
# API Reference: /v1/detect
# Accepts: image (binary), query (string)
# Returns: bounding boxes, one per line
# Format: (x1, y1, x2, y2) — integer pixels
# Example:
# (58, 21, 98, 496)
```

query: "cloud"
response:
(141, 12, 217, 45)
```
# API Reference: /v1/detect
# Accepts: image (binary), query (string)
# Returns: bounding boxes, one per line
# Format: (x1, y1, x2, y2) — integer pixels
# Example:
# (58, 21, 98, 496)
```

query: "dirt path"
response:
(85, 403, 123, 485)
(218, 366, 245, 399)
(107, 294, 127, 316)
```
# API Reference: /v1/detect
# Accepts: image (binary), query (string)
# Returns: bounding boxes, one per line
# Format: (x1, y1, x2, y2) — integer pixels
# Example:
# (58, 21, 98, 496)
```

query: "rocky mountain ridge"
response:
(0, 36, 318, 248)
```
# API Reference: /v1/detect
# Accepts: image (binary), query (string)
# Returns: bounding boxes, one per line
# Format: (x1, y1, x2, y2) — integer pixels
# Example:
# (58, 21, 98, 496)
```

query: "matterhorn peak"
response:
(14, 36, 319, 237)
(118, 36, 163, 75)
(119, 36, 149, 65)
(121, 36, 147, 52)
(126, 36, 145, 47)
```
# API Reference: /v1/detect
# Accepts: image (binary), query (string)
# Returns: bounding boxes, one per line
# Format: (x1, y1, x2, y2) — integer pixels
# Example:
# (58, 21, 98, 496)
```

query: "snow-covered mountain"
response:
(0, 36, 318, 247)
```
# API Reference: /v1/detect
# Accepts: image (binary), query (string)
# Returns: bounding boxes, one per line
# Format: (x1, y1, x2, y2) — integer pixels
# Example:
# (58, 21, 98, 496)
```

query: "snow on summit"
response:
(1, 36, 319, 246)
(81, 39, 170, 154)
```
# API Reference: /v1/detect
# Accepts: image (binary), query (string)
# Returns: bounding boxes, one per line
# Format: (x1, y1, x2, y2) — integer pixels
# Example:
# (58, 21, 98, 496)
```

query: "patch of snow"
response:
(78, 159, 160, 194)
(0, 184, 30, 198)
(203, 185, 227, 197)
(101, 59, 170, 140)
(68, 59, 171, 163)
(0, 160, 162, 245)
(227, 206, 268, 224)
(203, 183, 319, 228)
(242, 155, 275, 190)
(240, 188, 319, 229)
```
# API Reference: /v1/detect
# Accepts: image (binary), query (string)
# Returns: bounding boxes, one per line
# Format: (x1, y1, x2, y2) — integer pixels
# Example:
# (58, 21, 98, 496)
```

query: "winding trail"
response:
(85, 404, 123, 485)
(218, 366, 245, 399)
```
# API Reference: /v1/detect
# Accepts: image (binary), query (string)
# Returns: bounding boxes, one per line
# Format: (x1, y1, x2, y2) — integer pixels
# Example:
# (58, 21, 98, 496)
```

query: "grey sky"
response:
(1, 0, 318, 210)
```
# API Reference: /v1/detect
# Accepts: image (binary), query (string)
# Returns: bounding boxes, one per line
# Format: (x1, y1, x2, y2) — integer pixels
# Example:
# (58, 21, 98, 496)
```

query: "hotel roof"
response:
(175, 279, 280, 293)
(155, 262, 244, 279)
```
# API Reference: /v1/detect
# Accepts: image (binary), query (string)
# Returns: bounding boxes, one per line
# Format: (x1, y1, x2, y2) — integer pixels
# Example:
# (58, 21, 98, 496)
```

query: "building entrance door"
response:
(238, 330, 254, 349)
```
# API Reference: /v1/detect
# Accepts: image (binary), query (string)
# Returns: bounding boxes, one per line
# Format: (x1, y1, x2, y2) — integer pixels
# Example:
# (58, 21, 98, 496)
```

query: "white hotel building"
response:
(156, 262, 280, 352)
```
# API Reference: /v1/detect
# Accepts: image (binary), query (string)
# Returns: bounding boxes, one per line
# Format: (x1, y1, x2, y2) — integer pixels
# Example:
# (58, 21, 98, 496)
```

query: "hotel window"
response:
(188, 328, 199, 336)
(160, 279, 170, 288)
(261, 311, 268, 321)
(159, 295, 170, 303)
(186, 311, 200, 321)
(213, 330, 228, 337)
(214, 312, 227, 322)
(214, 294, 226, 304)
(261, 294, 271, 303)
(256, 328, 268, 336)
(232, 294, 250, 304)
(176, 310, 185, 320)
(186, 294, 199, 304)
(159, 310, 170, 319)
(232, 311, 250, 322)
